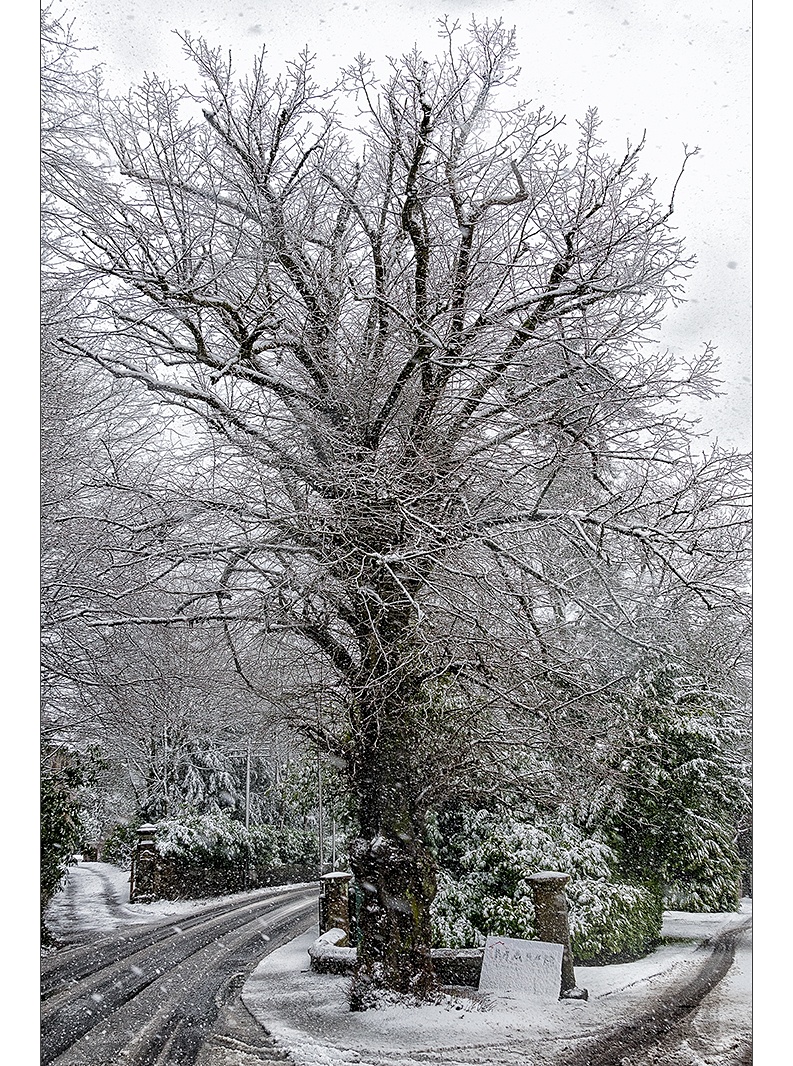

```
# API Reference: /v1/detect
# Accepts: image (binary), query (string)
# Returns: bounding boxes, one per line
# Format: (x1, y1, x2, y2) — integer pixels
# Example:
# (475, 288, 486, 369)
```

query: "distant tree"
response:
(41, 6, 103, 254)
(41, 11, 261, 850)
(51, 20, 750, 1003)
(596, 661, 750, 911)
(41, 9, 164, 744)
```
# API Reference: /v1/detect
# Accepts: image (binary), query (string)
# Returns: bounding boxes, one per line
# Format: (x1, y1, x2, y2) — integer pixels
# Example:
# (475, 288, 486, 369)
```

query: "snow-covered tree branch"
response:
(45, 17, 750, 1005)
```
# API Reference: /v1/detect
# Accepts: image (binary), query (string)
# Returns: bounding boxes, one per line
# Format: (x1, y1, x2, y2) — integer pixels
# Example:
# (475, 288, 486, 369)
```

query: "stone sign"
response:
(478, 935, 564, 1001)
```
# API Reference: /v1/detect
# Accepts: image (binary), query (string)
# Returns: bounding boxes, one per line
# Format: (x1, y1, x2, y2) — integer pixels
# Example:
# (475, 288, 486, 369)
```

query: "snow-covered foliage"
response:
(88, 740, 335, 871)
(41, 745, 87, 937)
(100, 822, 139, 868)
(153, 811, 317, 869)
(278, 825, 320, 867)
(155, 812, 281, 868)
(428, 808, 661, 962)
(428, 660, 748, 964)
(168, 738, 240, 814)
(568, 878, 662, 962)
(594, 663, 749, 913)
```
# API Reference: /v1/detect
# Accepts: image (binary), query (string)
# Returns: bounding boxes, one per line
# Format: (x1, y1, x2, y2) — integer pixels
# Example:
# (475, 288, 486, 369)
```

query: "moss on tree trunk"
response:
(347, 720, 438, 1009)
(349, 820, 437, 1008)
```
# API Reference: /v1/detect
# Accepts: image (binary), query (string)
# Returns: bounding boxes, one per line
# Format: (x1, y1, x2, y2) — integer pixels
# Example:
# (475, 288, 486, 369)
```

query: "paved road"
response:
(43, 871, 750, 1066)
(41, 885, 316, 1066)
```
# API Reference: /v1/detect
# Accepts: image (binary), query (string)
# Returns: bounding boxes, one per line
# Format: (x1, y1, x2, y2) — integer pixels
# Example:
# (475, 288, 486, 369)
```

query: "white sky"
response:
(54, 0, 751, 449)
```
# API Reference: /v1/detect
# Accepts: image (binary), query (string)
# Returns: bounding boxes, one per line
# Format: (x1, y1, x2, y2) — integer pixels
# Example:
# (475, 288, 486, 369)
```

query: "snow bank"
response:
(308, 928, 356, 974)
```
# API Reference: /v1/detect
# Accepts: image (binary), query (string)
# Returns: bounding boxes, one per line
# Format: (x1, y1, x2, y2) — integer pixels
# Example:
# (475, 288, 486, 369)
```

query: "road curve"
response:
(41, 885, 317, 1066)
(557, 916, 752, 1066)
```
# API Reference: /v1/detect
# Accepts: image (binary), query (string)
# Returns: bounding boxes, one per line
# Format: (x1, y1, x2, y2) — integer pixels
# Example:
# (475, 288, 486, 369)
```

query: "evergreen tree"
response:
(598, 662, 749, 911)
(41, 745, 85, 941)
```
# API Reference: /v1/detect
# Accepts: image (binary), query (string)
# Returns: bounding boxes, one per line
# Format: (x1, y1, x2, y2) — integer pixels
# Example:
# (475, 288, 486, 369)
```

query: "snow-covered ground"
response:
(43, 861, 315, 943)
(43, 867, 751, 1066)
(242, 903, 752, 1066)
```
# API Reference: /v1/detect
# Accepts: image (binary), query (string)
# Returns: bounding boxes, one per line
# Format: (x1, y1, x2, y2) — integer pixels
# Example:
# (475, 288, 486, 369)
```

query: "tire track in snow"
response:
(45, 862, 132, 945)
(41, 883, 313, 998)
(41, 889, 316, 1066)
(556, 917, 752, 1066)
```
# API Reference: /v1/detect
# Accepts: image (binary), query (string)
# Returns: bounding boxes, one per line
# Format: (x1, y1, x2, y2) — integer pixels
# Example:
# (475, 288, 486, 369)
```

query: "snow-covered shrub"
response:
(277, 825, 318, 866)
(567, 879, 662, 962)
(41, 745, 86, 937)
(431, 873, 491, 947)
(597, 663, 749, 913)
(169, 738, 240, 815)
(429, 807, 661, 962)
(661, 826, 742, 912)
(248, 823, 282, 868)
(155, 812, 280, 869)
(101, 822, 139, 868)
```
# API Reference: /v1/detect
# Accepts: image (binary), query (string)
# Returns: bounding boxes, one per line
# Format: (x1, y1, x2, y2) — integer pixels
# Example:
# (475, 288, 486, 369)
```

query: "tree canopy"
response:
(43, 16, 750, 1003)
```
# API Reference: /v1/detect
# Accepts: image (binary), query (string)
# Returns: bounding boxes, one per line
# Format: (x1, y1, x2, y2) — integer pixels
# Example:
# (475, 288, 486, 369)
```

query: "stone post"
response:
(527, 870, 588, 1000)
(319, 871, 353, 939)
(130, 823, 159, 903)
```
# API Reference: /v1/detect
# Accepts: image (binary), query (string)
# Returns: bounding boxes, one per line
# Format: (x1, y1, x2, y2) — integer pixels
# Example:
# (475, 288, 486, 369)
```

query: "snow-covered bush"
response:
(277, 825, 318, 866)
(248, 823, 282, 868)
(431, 875, 489, 948)
(155, 812, 280, 869)
(661, 829, 742, 913)
(429, 808, 661, 962)
(101, 822, 139, 868)
(167, 738, 242, 817)
(41, 745, 86, 937)
(566, 879, 662, 962)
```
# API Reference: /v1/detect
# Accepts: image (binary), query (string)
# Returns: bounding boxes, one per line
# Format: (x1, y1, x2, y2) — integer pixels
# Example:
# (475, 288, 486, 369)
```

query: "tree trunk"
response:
(347, 724, 438, 1009)
(348, 812, 437, 1009)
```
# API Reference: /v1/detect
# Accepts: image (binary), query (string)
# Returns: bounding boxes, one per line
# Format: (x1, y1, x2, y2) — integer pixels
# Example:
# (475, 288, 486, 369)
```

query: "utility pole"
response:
(317, 749, 325, 877)
(245, 737, 252, 830)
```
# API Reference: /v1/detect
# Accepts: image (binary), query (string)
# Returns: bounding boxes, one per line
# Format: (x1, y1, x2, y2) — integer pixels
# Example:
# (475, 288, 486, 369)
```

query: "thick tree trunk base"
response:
(349, 831, 438, 1010)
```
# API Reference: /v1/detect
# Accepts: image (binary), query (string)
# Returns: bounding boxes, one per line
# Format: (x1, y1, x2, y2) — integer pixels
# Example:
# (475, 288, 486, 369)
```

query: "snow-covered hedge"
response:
(567, 878, 662, 962)
(277, 825, 319, 867)
(429, 809, 662, 963)
(154, 813, 283, 869)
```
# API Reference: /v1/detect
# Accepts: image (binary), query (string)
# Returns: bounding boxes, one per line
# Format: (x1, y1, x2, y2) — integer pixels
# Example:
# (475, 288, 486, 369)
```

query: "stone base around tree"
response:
(308, 929, 486, 987)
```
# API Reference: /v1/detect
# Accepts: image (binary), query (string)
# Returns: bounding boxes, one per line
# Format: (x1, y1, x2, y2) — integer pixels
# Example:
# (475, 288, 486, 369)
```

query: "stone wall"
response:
(130, 848, 315, 902)
(307, 932, 485, 986)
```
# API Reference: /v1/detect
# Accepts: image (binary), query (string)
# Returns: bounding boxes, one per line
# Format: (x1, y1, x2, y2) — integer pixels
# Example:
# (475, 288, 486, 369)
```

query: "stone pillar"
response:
(130, 823, 159, 903)
(319, 871, 353, 938)
(527, 871, 588, 1000)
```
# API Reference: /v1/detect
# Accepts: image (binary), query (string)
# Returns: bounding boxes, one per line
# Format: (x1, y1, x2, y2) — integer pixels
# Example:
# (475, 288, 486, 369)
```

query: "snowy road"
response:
(242, 905, 752, 1066)
(551, 917, 752, 1066)
(41, 865, 317, 1066)
(43, 867, 751, 1066)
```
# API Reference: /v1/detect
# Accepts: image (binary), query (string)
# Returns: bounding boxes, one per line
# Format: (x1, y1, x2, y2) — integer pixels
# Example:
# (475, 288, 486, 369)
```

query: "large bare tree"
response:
(51, 20, 749, 1004)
